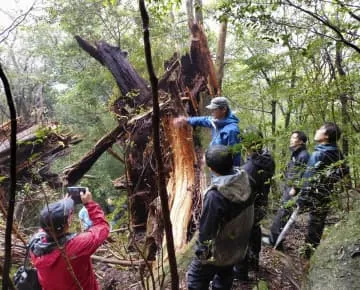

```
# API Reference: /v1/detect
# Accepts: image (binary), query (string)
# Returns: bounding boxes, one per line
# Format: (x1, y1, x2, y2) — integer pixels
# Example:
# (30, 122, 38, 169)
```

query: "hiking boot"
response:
(249, 256, 259, 272)
(233, 265, 249, 281)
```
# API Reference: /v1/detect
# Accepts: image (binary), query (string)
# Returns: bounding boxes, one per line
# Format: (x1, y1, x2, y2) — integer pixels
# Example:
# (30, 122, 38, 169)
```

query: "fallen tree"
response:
(61, 22, 219, 260)
(0, 118, 82, 267)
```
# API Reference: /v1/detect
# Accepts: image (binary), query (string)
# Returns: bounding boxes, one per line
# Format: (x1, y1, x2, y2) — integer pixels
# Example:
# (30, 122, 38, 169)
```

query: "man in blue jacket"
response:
(173, 96, 241, 166)
(269, 131, 309, 247)
(187, 145, 254, 290)
(296, 122, 348, 258)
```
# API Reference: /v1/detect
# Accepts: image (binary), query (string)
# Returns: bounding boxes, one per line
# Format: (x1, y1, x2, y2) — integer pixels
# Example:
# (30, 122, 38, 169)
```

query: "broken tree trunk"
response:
(62, 125, 124, 186)
(0, 119, 81, 267)
(68, 23, 218, 258)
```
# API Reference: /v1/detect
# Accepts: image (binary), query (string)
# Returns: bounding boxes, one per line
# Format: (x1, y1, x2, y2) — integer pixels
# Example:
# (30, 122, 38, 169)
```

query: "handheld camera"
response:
(66, 186, 87, 204)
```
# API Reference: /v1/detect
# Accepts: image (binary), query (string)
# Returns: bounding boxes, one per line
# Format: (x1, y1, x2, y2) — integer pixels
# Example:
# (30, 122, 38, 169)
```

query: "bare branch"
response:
(335, 0, 360, 21)
(283, 0, 360, 54)
(0, 1, 37, 43)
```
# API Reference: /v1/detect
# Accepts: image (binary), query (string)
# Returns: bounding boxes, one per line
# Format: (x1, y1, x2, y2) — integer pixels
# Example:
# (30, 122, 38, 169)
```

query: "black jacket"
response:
(242, 150, 275, 223)
(196, 169, 254, 265)
(283, 145, 309, 202)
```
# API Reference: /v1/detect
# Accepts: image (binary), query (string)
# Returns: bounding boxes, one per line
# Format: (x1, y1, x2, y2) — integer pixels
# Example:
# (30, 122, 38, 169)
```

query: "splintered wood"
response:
(165, 118, 197, 250)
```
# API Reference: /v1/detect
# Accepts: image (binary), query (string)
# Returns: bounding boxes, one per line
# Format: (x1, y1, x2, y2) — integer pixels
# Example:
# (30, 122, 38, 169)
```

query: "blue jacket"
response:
(297, 143, 345, 208)
(187, 111, 241, 165)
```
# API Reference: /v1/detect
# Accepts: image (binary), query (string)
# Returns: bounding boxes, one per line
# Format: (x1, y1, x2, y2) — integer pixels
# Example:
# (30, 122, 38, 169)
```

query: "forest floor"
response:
(232, 216, 310, 290)
(98, 214, 315, 289)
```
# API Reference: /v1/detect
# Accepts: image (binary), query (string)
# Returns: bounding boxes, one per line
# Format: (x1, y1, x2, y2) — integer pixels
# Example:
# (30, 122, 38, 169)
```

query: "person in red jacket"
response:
(30, 189, 109, 290)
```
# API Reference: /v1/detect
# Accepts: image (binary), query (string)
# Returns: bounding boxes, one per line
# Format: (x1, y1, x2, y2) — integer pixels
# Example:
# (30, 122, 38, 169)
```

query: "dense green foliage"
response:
(2, 1, 360, 289)
(1, 0, 359, 221)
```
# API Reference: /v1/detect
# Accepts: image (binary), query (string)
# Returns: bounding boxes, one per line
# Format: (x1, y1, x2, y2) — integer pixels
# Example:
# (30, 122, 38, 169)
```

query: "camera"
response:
(66, 187, 87, 204)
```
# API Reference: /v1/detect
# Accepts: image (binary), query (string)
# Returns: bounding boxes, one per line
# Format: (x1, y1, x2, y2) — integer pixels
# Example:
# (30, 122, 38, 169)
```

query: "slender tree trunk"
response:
(139, 1, 179, 289)
(194, 0, 203, 24)
(335, 42, 349, 156)
(186, 0, 194, 26)
(0, 64, 17, 290)
(285, 55, 296, 129)
(271, 100, 276, 137)
(215, 19, 228, 91)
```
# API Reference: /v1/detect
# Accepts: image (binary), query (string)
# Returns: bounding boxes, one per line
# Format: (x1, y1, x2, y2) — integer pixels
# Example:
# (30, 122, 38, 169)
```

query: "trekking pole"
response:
(274, 207, 299, 249)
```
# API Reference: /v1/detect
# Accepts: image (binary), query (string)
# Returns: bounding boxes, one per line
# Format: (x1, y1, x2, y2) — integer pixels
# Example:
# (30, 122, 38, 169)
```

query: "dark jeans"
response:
(306, 206, 329, 248)
(187, 258, 233, 290)
(233, 224, 261, 277)
(270, 207, 292, 245)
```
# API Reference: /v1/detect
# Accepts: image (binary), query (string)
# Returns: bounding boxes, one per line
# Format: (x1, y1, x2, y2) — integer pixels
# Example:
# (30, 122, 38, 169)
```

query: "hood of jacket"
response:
(30, 231, 76, 266)
(248, 150, 276, 177)
(311, 143, 342, 166)
(212, 110, 239, 129)
(209, 169, 251, 204)
(315, 143, 338, 153)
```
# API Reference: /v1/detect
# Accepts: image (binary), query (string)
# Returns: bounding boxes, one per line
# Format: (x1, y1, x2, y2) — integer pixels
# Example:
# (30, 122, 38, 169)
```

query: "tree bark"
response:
(194, 0, 203, 24)
(189, 23, 219, 95)
(335, 42, 349, 156)
(215, 19, 228, 91)
(0, 63, 17, 290)
(186, 0, 194, 26)
(271, 100, 276, 137)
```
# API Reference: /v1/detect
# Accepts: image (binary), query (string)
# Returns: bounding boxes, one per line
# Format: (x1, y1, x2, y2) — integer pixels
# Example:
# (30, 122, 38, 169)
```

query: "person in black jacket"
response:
(233, 128, 275, 280)
(269, 131, 310, 247)
(296, 122, 348, 258)
(187, 145, 254, 290)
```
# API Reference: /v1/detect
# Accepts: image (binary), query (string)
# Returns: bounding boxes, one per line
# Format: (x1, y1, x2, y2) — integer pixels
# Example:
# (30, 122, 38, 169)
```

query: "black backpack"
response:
(13, 238, 42, 290)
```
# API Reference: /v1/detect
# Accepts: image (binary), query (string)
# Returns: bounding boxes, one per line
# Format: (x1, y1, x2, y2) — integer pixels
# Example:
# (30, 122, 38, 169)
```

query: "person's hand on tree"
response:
(173, 116, 188, 128)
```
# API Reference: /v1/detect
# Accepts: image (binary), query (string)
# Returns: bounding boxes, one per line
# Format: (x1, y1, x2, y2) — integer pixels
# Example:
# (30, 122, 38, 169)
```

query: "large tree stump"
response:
(66, 23, 218, 257)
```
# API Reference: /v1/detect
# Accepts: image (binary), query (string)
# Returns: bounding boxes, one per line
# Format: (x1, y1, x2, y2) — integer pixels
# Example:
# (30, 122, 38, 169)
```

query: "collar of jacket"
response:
(290, 144, 307, 156)
(315, 143, 338, 152)
(211, 110, 239, 128)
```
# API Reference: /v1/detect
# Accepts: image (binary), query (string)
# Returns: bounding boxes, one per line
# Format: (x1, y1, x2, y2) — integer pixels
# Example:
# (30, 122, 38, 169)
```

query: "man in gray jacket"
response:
(187, 145, 254, 290)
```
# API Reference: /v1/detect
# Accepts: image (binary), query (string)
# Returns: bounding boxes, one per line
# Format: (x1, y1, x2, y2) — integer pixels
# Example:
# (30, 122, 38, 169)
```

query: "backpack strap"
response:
(28, 232, 77, 261)
(23, 237, 38, 270)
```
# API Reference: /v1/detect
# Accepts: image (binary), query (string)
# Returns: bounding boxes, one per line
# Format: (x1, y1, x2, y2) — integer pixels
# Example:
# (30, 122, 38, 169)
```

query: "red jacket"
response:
(31, 201, 110, 290)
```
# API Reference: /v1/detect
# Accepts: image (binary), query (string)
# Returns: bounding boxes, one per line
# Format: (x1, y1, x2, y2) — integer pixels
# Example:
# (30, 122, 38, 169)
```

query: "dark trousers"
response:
(306, 206, 329, 248)
(233, 224, 261, 276)
(270, 207, 292, 245)
(187, 258, 233, 290)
